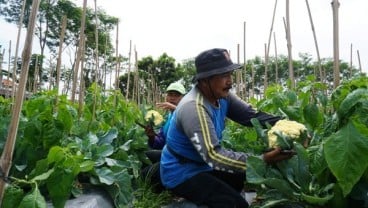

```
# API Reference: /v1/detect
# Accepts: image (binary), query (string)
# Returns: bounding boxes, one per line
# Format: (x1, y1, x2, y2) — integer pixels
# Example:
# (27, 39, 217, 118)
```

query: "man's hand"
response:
(156, 102, 176, 111)
(262, 147, 296, 164)
(144, 125, 156, 141)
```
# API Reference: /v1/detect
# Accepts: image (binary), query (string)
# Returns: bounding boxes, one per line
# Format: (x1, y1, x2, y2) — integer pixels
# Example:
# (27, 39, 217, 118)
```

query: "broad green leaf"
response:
(18, 186, 46, 208)
(106, 169, 133, 206)
(279, 106, 301, 121)
(31, 168, 55, 182)
(286, 91, 298, 105)
(2, 185, 24, 208)
(294, 143, 311, 192)
(46, 168, 74, 208)
(263, 178, 296, 199)
(258, 199, 289, 208)
(56, 105, 74, 132)
(79, 160, 95, 172)
(303, 103, 321, 129)
(246, 156, 267, 184)
(105, 157, 131, 168)
(86, 132, 99, 144)
(120, 140, 133, 151)
(96, 144, 114, 157)
(47, 146, 65, 164)
(324, 121, 368, 196)
(337, 88, 368, 120)
(301, 192, 334, 206)
(250, 118, 268, 146)
(308, 144, 327, 175)
(98, 128, 118, 145)
(96, 167, 116, 185)
(276, 158, 301, 191)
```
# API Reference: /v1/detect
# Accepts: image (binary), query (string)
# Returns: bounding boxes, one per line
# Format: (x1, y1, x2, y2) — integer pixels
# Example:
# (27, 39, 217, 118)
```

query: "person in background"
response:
(141, 82, 186, 193)
(160, 48, 295, 207)
(144, 82, 186, 150)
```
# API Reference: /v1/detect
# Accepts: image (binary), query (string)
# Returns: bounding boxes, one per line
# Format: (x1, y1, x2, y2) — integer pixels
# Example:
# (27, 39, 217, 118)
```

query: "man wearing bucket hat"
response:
(160, 48, 294, 207)
(141, 81, 186, 193)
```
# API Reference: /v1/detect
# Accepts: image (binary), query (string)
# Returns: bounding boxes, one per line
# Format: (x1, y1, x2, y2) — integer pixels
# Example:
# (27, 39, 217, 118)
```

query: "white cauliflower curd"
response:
(145, 110, 164, 126)
(268, 119, 307, 148)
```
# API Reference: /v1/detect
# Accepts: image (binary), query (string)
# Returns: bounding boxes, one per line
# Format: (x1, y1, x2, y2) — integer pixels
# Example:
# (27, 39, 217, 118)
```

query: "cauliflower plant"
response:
(145, 110, 164, 126)
(268, 119, 307, 149)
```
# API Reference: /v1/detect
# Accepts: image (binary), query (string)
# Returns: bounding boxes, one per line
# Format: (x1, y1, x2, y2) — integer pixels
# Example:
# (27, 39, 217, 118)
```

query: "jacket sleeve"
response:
(148, 128, 166, 150)
(177, 98, 249, 173)
(227, 93, 282, 127)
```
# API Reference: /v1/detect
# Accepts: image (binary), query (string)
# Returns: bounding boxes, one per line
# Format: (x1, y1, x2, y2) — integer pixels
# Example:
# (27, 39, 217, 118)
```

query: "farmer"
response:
(160, 48, 295, 207)
(141, 82, 186, 192)
(144, 82, 186, 151)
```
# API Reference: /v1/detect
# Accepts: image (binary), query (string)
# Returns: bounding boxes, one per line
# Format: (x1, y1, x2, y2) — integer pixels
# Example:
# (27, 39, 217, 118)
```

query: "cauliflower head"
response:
(268, 119, 307, 148)
(145, 110, 164, 126)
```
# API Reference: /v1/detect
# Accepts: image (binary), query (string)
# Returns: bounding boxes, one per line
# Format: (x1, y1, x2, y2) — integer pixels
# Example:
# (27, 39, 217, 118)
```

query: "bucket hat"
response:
(194, 48, 242, 81)
(166, 82, 186, 95)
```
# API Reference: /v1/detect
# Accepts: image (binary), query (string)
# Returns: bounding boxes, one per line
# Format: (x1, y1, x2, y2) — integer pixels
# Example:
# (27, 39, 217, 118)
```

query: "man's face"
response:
(208, 71, 233, 99)
(165, 91, 183, 105)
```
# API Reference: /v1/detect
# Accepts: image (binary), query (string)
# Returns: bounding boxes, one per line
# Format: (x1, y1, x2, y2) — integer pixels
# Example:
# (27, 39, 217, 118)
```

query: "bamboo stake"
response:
(250, 63, 255, 98)
(357, 50, 362, 73)
(0, 48, 3, 89)
(243, 21, 247, 100)
(48, 56, 53, 91)
(0, 0, 40, 203)
(55, 15, 67, 94)
(331, 0, 340, 88)
(126, 40, 132, 100)
(71, 0, 87, 102)
(92, 0, 99, 121)
(264, 0, 278, 93)
(135, 48, 140, 105)
(6, 40, 11, 98)
(114, 20, 120, 107)
(236, 43, 241, 96)
(273, 32, 279, 84)
(11, 0, 26, 103)
(305, 0, 323, 82)
(266, 0, 278, 58)
(349, 43, 353, 78)
(33, 55, 39, 93)
(78, 35, 86, 117)
(285, 0, 295, 89)
(263, 43, 268, 94)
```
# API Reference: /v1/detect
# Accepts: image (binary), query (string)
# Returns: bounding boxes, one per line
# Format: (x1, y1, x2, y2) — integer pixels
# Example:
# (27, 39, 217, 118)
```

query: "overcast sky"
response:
(1, 0, 367, 72)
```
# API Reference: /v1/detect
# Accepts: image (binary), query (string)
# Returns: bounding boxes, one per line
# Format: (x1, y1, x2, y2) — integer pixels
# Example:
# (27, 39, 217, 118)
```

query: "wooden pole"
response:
(0, 48, 3, 89)
(11, 0, 26, 102)
(285, 0, 295, 89)
(349, 43, 353, 78)
(331, 0, 340, 88)
(55, 15, 67, 94)
(263, 43, 268, 94)
(92, 0, 99, 121)
(71, 0, 87, 102)
(236, 43, 241, 96)
(264, 0, 278, 93)
(357, 50, 362, 73)
(126, 40, 132, 100)
(33, 55, 39, 93)
(6, 40, 11, 98)
(273, 32, 279, 84)
(114, 20, 120, 107)
(243, 21, 247, 100)
(0, 0, 40, 203)
(305, 0, 323, 82)
(78, 35, 86, 117)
